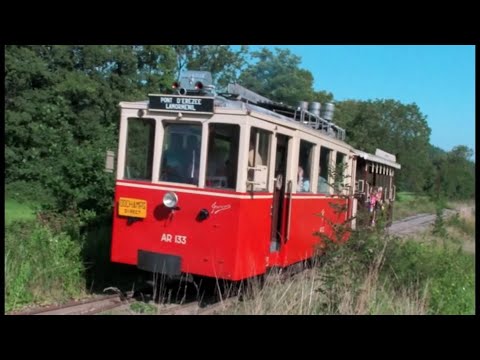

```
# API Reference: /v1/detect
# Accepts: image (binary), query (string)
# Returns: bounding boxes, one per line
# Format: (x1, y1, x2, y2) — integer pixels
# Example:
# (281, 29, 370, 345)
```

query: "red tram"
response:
(110, 71, 400, 281)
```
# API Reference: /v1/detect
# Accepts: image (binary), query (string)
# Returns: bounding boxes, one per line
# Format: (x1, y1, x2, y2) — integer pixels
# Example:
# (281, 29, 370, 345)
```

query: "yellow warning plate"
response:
(118, 197, 147, 218)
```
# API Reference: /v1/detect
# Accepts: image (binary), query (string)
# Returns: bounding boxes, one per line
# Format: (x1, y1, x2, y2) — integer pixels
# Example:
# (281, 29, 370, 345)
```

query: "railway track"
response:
(9, 282, 240, 316)
(153, 296, 239, 315)
(148, 269, 309, 315)
(9, 292, 134, 315)
(388, 210, 456, 236)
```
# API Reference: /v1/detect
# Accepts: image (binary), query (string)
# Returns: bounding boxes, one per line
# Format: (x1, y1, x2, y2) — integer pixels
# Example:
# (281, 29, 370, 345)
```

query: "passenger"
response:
(376, 186, 384, 211)
(297, 166, 304, 192)
(303, 177, 310, 192)
(364, 183, 371, 207)
(370, 187, 378, 225)
(317, 168, 329, 193)
(376, 186, 383, 201)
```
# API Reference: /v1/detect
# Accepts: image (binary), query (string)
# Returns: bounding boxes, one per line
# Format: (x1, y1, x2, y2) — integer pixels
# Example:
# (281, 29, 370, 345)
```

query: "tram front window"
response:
(206, 123, 240, 190)
(124, 117, 155, 181)
(160, 123, 202, 185)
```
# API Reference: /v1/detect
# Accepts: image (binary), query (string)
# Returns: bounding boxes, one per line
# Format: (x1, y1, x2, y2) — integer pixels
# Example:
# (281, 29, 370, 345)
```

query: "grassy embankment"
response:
(5, 196, 142, 313)
(5, 198, 85, 311)
(5, 191, 474, 315)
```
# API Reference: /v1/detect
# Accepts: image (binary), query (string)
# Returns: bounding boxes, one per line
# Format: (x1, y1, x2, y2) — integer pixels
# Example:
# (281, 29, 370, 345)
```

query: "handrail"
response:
(285, 180, 293, 243)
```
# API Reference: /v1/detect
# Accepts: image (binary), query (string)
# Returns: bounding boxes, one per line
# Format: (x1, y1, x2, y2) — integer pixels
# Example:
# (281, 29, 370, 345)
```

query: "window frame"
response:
(158, 121, 203, 186)
(205, 122, 241, 191)
(296, 139, 316, 193)
(122, 116, 156, 182)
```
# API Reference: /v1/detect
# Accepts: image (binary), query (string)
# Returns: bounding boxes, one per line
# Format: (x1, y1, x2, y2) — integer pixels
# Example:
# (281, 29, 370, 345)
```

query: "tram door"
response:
(270, 134, 290, 252)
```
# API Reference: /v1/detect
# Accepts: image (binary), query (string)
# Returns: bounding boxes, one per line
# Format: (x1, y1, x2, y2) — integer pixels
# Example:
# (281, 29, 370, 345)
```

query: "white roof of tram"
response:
(353, 149, 401, 169)
(119, 97, 296, 122)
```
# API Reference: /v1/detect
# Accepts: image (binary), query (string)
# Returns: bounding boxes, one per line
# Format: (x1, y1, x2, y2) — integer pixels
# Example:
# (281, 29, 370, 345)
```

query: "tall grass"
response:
(225, 215, 475, 315)
(5, 220, 86, 312)
(227, 229, 428, 315)
(227, 263, 429, 315)
(446, 207, 475, 238)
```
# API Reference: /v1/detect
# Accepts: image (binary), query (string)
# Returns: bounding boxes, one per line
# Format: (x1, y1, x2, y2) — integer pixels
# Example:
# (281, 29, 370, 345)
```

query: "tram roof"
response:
(353, 149, 401, 169)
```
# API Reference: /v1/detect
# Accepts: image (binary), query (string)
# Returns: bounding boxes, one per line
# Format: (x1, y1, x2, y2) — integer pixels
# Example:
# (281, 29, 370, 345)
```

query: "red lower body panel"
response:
(111, 181, 350, 281)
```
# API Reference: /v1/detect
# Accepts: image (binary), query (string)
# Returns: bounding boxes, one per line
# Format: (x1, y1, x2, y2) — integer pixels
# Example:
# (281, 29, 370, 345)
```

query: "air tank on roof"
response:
(308, 102, 321, 117)
(298, 101, 309, 111)
(322, 102, 335, 122)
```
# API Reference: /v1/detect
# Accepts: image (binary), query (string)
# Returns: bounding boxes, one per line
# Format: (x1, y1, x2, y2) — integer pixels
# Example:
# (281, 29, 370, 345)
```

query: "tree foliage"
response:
(5, 45, 176, 215)
(425, 145, 475, 200)
(238, 47, 317, 105)
(173, 45, 249, 87)
(336, 99, 432, 192)
(5, 45, 475, 223)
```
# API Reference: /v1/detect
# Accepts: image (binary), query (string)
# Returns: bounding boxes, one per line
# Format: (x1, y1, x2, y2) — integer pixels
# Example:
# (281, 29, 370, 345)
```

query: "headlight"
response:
(163, 191, 178, 208)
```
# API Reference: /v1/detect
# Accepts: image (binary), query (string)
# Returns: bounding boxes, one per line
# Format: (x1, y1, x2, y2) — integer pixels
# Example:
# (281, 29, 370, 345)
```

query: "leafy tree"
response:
(439, 146, 475, 200)
(336, 99, 431, 192)
(173, 45, 249, 87)
(238, 47, 317, 105)
(5, 45, 177, 216)
(134, 45, 177, 93)
(311, 90, 334, 106)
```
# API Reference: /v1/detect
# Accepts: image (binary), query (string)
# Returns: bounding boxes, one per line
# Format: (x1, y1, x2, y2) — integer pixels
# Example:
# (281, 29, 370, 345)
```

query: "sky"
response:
(243, 45, 475, 159)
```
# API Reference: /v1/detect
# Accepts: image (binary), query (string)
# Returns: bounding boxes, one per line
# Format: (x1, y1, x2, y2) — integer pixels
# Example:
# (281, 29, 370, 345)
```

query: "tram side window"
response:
(318, 147, 331, 194)
(334, 152, 346, 192)
(206, 123, 240, 189)
(160, 123, 202, 185)
(124, 117, 155, 181)
(297, 140, 314, 192)
(247, 128, 270, 191)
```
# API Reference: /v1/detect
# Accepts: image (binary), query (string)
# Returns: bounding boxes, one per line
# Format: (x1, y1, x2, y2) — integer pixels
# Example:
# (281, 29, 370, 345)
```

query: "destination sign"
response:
(148, 95, 214, 114)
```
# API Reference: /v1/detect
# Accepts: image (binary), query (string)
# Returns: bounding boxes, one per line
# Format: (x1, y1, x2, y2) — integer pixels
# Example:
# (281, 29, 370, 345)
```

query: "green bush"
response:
(431, 207, 447, 238)
(5, 220, 85, 312)
(384, 240, 474, 314)
(5, 180, 54, 208)
(427, 249, 474, 315)
(314, 227, 390, 313)
(396, 192, 416, 202)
